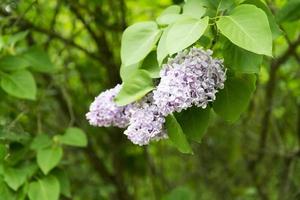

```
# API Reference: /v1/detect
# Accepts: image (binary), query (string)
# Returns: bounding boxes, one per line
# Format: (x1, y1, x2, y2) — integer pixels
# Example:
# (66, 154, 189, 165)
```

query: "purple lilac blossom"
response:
(153, 47, 226, 116)
(86, 84, 133, 128)
(124, 94, 167, 146)
(86, 47, 225, 146)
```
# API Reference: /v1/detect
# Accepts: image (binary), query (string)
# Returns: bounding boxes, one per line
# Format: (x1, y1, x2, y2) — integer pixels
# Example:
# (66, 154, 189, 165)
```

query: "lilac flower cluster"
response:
(86, 48, 226, 146)
(86, 90, 167, 146)
(124, 94, 167, 146)
(86, 84, 132, 128)
(153, 47, 226, 116)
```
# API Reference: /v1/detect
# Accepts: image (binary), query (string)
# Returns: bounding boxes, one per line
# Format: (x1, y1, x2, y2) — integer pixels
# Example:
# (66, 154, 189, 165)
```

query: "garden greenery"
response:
(87, 0, 274, 153)
(1, 0, 300, 199)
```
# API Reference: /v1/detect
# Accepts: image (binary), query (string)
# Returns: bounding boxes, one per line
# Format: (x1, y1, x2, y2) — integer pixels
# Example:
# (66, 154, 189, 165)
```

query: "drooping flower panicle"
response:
(86, 47, 226, 146)
(86, 84, 133, 128)
(153, 47, 226, 116)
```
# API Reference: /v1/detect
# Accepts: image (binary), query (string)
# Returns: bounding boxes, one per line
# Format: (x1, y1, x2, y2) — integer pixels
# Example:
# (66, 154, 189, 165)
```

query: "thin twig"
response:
(257, 35, 300, 163)
(6, 109, 28, 131)
(45, 0, 62, 49)
(22, 19, 101, 60)
(12, 0, 37, 26)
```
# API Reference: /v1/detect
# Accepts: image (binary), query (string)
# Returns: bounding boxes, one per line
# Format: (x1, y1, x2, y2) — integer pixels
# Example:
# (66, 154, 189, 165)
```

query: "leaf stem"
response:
(210, 16, 221, 20)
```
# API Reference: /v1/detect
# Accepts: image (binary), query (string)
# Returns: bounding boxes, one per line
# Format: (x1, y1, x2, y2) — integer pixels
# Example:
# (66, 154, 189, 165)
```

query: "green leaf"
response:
(165, 115, 193, 154)
(157, 26, 171, 65)
(0, 55, 30, 71)
(213, 74, 256, 122)
(120, 62, 141, 82)
(163, 186, 195, 200)
(16, 183, 29, 200)
(198, 35, 211, 48)
(0, 130, 30, 144)
(30, 134, 52, 150)
(23, 163, 38, 179)
(0, 144, 7, 162)
(242, 0, 281, 39)
(3, 167, 27, 191)
(199, 0, 236, 17)
(216, 4, 272, 56)
(60, 127, 87, 147)
(8, 31, 29, 46)
(37, 146, 63, 175)
(28, 175, 60, 200)
(159, 5, 181, 16)
(183, 0, 206, 19)
(156, 5, 182, 25)
(21, 47, 54, 73)
(1, 70, 37, 100)
(115, 70, 154, 106)
(166, 16, 209, 55)
(140, 51, 160, 78)
(156, 5, 183, 25)
(276, 0, 300, 23)
(3, 163, 37, 191)
(157, 14, 184, 26)
(223, 40, 263, 73)
(0, 177, 15, 200)
(202, 0, 235, 11)
(176, 107, 210, 142)
(52, 169, 71, 198)
(121, 51, 160, 81)
(121, 22, 161, 66)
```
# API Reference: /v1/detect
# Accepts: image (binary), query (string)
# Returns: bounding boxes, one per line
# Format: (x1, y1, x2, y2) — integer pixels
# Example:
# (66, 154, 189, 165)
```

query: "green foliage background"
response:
(0, 0, 300, 199)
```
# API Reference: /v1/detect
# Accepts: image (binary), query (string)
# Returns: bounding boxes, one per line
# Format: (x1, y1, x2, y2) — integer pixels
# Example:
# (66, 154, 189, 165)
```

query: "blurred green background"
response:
(0, 0, 300, 199)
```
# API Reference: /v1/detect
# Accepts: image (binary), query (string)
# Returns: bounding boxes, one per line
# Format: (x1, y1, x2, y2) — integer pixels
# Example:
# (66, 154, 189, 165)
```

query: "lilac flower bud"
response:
(153, 47, 226, 116)
(86, 84, 133, 128)
(124, 95, 167, 146)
